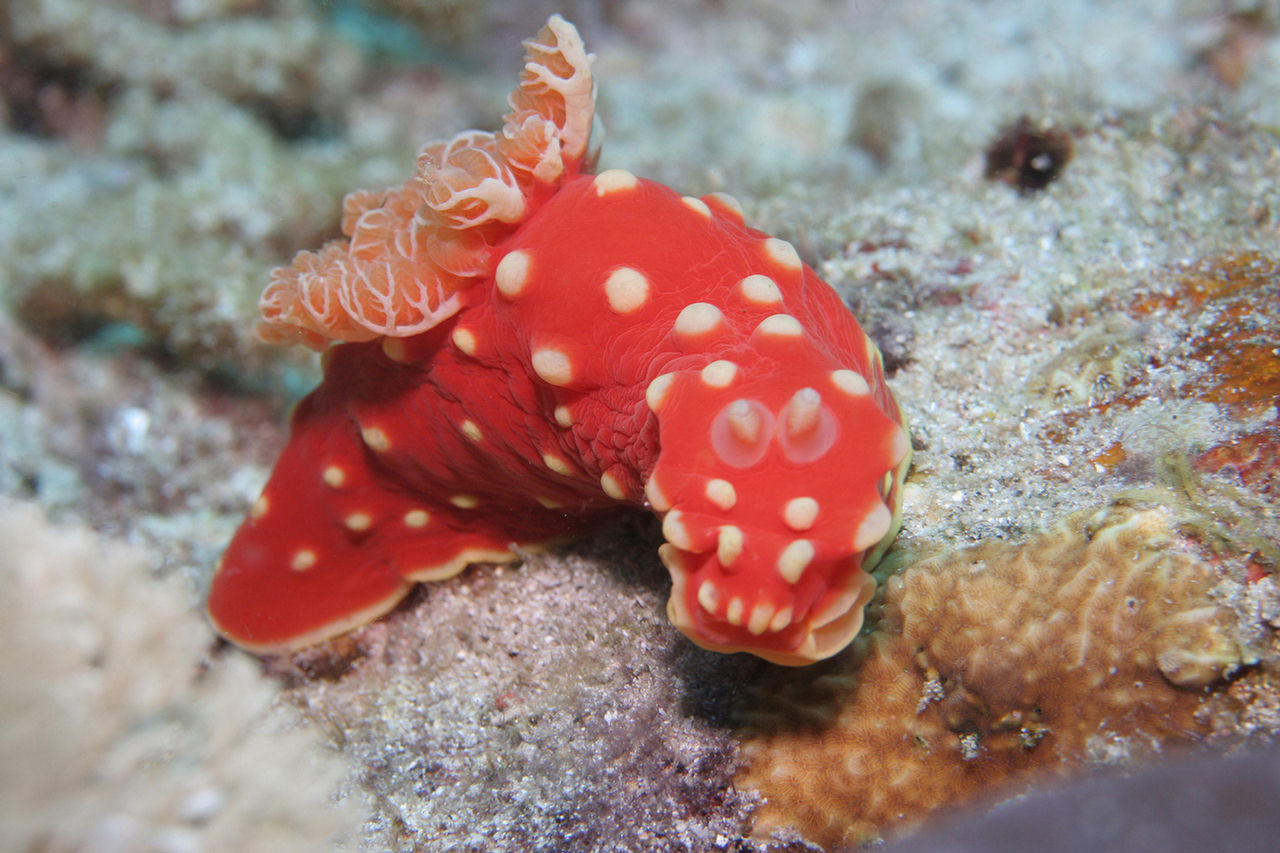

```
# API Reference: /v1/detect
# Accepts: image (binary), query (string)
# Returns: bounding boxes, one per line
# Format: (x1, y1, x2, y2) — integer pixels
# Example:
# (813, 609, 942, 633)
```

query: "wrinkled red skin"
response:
(209, 174, 907, 661)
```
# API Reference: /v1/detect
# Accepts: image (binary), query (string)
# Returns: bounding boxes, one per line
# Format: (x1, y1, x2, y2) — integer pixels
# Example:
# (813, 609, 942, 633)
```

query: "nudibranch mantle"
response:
(208, 16, 911, 666)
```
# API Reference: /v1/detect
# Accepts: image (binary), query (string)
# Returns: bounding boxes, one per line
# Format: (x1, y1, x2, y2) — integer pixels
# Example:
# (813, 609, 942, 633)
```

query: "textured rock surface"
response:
(877, 742, 1280, 853)
(275, 523, 764, 852)
(737, 503, 1252, 848)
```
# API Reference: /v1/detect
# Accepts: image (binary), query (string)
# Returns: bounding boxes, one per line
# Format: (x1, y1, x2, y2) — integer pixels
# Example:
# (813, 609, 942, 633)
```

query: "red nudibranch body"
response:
(208, 15, 911, 665)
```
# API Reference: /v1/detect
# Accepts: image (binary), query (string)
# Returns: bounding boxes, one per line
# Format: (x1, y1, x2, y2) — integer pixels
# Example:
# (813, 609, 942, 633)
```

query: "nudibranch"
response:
(208, 15, 911, 665)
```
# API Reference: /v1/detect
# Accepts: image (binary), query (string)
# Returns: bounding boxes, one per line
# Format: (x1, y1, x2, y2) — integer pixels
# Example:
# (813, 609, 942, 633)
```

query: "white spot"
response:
(754, 314, 804, 338)
(536, 495, 564, 509)
(783, 497, 820, 531)
(853, 502, 893, 551)
(726, 597, 746, 626)
(604, 267, 650, 314)
(496, 249, 533, 298)
(645, 372, 676, 412)
(542, 453, 572, 475)
(865, 335, 882, 368)
(701, 360, 738, 388)
(704, 478, 737, 510)
(250, 495, 269, 520)
(381, 337, 407, 362)
(461, 420, 483, 442)
(657, 543, 684, 574)
(404, 509, 430, 528)
(748, 601, 776, 635)
(531, 347, 574, 386)
(554, 405, 573, 427)
(831, 369, 870, 396)
(717, 525, 744, 567)
(673, 302, 724, 337)
(452, 327, 478, 356)
(697, 580, 721, 613)
(322, 466, 345, 488)
(600, 470, 626, 500)
(739, 274, 783, 305)
(890, 426, 912, 465)
(769, 606, 794, 633)
(291, 549, 317, 572)
(593, 169, 639, 195)
(707, 192, 743, 219)
(777, 539, 815, 584)
(451, 494, 479, 509)
(645, 474, 672, 512)
(762, 237, 802, 271)
(361, 425, 391, 452)
(681, 195, 712, 218)
(345, 512, 373, 532)
(663, 509, 694, 550)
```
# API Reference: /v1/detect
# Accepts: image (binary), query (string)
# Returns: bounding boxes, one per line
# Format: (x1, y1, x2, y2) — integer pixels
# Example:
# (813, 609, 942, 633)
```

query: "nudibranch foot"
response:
(208, 339, 609, 653)
(207, 387, 413, 653)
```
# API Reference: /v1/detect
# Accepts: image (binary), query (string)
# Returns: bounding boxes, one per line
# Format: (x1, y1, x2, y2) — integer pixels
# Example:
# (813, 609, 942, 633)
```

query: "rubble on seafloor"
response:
(2, 1, 1280, 852)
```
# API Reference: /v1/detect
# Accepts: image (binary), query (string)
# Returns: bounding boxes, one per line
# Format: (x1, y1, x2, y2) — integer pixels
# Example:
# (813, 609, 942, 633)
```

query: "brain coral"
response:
(736, 502, 1246, 848)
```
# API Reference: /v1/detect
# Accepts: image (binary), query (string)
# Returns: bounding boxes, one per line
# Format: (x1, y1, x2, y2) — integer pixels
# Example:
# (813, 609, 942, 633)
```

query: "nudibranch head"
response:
(493, 168, 912, 665)
(647, 355, 911, 666)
